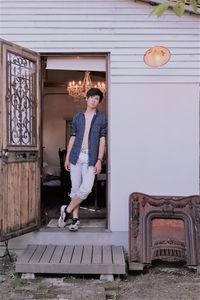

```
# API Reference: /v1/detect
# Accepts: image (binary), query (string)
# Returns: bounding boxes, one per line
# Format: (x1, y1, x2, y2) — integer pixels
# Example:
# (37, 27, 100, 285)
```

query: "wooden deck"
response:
(16, 244, 126, 275)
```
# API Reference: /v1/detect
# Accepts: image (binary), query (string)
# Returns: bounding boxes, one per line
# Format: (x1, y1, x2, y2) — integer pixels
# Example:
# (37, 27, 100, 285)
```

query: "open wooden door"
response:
(0, 39, 41, 241)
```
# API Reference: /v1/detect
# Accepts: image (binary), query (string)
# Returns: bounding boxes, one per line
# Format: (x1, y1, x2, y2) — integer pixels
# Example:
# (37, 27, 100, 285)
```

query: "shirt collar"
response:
(81, 109, 99, 115)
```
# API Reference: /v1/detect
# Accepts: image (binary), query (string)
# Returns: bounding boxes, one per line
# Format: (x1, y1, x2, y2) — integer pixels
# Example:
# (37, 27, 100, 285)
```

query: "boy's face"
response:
(86, 95, 100, 109)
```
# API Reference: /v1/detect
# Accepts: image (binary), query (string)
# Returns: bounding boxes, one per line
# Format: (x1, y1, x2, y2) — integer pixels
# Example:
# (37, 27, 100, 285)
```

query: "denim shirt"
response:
(69, 110, 107, 166)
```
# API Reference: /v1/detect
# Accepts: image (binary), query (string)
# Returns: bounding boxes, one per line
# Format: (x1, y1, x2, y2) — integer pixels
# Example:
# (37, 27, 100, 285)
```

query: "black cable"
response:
(0, 240, 12, 262)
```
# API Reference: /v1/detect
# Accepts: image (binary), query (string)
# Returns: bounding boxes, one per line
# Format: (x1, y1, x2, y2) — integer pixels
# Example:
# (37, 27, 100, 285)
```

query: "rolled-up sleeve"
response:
(100, 114, 107, 138)
(70, 115, 77, 136)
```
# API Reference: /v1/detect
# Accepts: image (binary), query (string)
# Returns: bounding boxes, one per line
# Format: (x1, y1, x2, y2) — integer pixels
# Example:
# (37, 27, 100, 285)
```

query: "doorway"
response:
(41, 54, 108, 230)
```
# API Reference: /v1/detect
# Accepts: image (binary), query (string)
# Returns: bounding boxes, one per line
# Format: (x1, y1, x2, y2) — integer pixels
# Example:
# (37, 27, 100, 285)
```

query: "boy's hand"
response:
(65, 159, 70, 172)
(94, 160, 102, 174)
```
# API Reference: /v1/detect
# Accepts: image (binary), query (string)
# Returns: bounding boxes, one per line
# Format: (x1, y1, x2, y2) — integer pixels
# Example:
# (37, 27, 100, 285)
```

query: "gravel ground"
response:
(0, 253, 200, 300)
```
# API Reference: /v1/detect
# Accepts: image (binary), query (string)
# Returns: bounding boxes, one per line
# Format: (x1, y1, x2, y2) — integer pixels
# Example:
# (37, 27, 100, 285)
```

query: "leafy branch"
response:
(151, 0, 199, 17)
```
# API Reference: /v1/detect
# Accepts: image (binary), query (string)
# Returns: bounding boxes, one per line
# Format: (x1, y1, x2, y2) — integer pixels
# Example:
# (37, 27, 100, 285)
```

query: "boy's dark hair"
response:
(86, 87, 104, 103)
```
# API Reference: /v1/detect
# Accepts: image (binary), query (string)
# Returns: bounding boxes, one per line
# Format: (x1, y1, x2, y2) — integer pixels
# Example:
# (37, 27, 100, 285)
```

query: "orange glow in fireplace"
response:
(152, 218, 185, 241)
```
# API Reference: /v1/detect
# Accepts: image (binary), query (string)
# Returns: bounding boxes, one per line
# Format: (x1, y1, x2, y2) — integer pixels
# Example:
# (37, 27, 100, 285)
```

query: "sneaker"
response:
(58, 205, 70, 228)
(68, 218, 80, 231)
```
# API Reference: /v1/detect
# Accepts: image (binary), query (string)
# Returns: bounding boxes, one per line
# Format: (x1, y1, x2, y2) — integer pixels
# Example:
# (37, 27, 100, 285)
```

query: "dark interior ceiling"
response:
(44, 69, 106, 88)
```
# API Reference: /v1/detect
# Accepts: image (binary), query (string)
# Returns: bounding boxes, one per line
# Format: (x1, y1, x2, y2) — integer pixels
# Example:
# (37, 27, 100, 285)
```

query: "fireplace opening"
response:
(151, 218, 186, 264)
(129, 193, 200, 270)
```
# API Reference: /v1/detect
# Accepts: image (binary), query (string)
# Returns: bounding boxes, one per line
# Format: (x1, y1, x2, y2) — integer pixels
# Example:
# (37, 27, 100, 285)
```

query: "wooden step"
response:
(16, 244, 126, 275)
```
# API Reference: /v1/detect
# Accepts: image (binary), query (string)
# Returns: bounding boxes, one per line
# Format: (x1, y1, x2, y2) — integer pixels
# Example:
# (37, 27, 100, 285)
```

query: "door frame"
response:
(40, 52, 110, 229)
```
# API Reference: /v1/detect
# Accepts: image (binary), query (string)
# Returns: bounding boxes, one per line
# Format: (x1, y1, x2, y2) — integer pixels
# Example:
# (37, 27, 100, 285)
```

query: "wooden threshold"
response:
(16, 244, 126, 275)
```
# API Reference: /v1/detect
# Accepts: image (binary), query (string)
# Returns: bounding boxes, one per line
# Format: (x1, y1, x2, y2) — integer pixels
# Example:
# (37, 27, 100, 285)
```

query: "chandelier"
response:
(67, 71, 106, 100)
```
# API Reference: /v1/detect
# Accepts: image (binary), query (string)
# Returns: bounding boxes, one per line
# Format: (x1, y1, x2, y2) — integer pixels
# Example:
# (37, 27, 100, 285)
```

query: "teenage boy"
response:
(58, 87, 107, 231)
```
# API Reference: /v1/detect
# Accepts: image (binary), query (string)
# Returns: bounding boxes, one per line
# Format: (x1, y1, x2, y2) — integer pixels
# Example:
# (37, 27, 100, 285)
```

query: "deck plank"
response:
(50, 245, 65, 264)
(29, 245, 47, 263)
(60, 245, 74, 264)
(71, 245, 84, 265)
(16, 244, 126, 274)
(40, 245, 55, 264)
(17, 244, 37, 263)
(112, 245, 125, 265)
(102, 246, 112, 264)
(81, 245, 92, 265)
(92, 245, 102, 264)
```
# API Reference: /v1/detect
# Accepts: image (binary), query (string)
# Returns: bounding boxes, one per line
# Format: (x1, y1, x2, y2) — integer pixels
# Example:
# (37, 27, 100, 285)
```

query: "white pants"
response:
(69, 150, 95, 200)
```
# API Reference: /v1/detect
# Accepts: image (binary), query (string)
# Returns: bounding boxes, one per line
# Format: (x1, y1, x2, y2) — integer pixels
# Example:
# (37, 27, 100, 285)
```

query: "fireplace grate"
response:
(151, 239, 186, 262)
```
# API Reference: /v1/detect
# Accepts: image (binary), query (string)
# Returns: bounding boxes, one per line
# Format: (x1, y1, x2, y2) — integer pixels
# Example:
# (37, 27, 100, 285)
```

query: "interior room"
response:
(41, 55, 107, 230)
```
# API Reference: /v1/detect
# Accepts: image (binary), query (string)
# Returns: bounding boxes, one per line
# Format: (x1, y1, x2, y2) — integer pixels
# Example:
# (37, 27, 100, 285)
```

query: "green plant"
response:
(151, 0, 199, 17)
(6, 270, 21, 290)
(110, 294, 119, 300)
(185, 287, 193, 297)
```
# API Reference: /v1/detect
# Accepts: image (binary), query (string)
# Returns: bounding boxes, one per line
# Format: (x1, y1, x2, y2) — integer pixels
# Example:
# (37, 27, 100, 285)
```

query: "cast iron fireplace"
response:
(129, 193, 200, 270)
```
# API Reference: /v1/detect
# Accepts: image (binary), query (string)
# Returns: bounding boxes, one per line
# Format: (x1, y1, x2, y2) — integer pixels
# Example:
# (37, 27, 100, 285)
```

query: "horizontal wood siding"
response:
(0, 0, 199, 82)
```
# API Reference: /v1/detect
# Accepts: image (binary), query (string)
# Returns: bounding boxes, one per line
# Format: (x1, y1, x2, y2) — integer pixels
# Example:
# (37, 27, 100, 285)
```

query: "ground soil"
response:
(0, 254, 200, 300)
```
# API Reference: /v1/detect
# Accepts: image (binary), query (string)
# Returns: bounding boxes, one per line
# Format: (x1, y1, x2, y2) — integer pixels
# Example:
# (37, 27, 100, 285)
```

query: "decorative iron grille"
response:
(6, 51, 37, 146)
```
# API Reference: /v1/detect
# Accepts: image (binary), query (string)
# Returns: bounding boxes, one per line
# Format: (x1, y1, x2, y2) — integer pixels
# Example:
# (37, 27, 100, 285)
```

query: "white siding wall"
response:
(110, 83, 199, 230)
(1, 0, 200, 232)
(0, 0, 199, 83)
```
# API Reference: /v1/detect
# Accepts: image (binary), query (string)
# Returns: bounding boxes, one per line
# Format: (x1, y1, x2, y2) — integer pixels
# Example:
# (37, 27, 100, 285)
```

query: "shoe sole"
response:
(68, 221, 80, 231)
(68, 226, 79, 231)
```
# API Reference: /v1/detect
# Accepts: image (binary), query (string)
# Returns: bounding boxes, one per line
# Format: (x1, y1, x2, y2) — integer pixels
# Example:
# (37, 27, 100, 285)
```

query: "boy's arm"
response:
(65, 136, 75, 171)
(97, 136, 106, 162)
(65, 114, 77, 171)
(95, 136, 106, 174)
